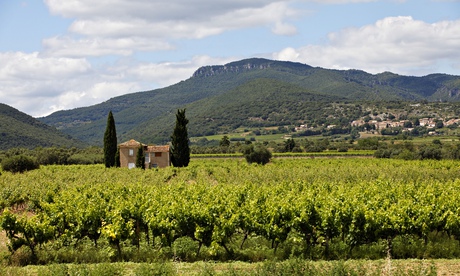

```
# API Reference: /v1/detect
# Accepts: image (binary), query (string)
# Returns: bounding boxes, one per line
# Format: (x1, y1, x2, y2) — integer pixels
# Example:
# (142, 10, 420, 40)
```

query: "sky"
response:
(1, 0, 460, 117)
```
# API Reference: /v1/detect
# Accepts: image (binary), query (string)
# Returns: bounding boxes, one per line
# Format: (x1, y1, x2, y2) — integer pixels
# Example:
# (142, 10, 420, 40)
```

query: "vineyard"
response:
(1, 158, 460, 267)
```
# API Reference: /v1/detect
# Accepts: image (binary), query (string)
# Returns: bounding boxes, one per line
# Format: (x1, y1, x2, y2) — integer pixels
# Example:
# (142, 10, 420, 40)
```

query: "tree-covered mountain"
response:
(39, 58, 460, 145)
(0, 103, 86, 150)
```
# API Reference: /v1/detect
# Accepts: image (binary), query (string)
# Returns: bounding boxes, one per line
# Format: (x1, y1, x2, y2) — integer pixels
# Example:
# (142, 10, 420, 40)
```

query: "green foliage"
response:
(284, 138, 296, 152)
(220, 135, 231, 147)
(136, 144, 145, 169)
(1, 146, 103, 166)
(356, 137, 380, 150)
(35, 147, 70, 165)
(170, 109, 190, 167)
(418, 144, 442, 160)
(0, 209, 54, 263)
(0, 103, 86, 150)
(3, 159, 460, 264)
(374, 142, 457, 160)
(436, 120, 444, 128)
(243, 143, 272, 165)
(103, 111, 117, 168)
(1, 155, 39, 173)
(301, 139, 329, 152)
(115, 147, 121, 167)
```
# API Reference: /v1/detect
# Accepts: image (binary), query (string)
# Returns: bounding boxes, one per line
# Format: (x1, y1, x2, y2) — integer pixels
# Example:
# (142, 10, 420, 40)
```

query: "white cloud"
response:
(42, 36, 174, 57)
(42, 0, 301, 57)
(48, 82, 141, 113)
(276, 47, 301, 60)
(272, 22, 298, 36)
(310, 0, 377, 3)
(273, 16, 460, 75)
(4, 1, 459, 118)
(0, 52, 91, 82)
(44, 0, 287, 20)
(0, 51, 139, 116)
(309, 0, 407, 3)
(0, 51, 234, 117)
(123, 55, 237, 87)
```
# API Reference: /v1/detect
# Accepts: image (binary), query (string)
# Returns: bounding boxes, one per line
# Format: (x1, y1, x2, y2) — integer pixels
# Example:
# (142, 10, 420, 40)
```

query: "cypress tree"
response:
(170, 109, 190, 167)
(103, 111, 117, 168)
(136, 144, 145, 169)
(115, 146, 121, 167)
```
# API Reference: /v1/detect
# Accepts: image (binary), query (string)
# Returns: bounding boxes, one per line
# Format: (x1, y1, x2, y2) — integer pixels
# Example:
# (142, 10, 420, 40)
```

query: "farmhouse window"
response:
(129, 149, 134, 156)
(155, 152, 162, 157)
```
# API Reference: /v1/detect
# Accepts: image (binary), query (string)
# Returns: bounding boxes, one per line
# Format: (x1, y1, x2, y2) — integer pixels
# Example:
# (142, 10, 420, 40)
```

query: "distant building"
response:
(119, 139, 171, 169)
(419, 118, 436, 128)
(351, 120, 364, 127)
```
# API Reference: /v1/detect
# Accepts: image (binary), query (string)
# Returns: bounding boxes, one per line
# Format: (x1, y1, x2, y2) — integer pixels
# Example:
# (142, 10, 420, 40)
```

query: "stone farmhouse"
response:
(119, 139, 171, 169)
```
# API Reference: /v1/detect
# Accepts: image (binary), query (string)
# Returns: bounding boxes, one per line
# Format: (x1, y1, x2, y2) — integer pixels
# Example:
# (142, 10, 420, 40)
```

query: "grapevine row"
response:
(1, 159, 460, 261)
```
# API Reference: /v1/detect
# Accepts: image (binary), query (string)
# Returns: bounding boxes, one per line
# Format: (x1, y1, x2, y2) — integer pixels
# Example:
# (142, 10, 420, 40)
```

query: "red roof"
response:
(119, 139, 142, 147)
(147, 145, 170, 153)
(119, 139, 169, 152)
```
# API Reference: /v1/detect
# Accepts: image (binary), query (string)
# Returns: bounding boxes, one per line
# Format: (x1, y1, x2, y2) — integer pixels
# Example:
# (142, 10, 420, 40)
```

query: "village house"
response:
(351, 120, 364, 127)
(419, 118, 437, 128)
(119, 139, 171, 169)
(294, 124, 308, 132)
(445, 118, 460, 126)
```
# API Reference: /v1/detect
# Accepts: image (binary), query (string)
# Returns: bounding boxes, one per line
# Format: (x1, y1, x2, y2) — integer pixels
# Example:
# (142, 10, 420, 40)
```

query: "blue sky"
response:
(1, 0, 459, 117)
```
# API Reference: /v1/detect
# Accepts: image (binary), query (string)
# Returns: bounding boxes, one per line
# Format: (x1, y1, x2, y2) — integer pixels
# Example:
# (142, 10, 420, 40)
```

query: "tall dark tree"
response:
(284, 138, 296, 152)
(114, 147, 121, 167)
(103, 111, 117, 168)
(220, 135, 231, 147)
(136, 144, 145, 170)
(170, 109, 190, 167)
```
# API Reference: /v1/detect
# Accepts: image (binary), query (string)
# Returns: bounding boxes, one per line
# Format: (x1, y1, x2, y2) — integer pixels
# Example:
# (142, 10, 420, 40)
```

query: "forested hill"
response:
(40, 58, 460, 145)
(0, 103, 86, 150)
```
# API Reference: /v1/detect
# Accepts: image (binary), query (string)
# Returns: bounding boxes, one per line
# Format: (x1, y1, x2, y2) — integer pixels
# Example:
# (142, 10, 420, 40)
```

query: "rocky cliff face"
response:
(192, 61, 272, 78)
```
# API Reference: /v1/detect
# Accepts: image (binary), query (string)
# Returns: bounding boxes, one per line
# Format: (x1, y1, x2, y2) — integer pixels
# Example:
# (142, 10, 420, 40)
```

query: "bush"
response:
(67, 153, 103, 165)
(1, 155, 39, 173)
(243, 144, 272, 165)
(418, 145, 442, 160)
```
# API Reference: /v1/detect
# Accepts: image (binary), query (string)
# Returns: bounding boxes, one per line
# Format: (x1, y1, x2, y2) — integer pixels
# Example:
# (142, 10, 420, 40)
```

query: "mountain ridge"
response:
(0, 103, 86, 150)
(39, 58, 460, 145)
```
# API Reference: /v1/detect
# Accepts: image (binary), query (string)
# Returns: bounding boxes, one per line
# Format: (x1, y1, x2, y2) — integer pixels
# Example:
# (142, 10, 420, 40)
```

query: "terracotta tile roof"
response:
(147, 145, 170, 152)
(119, 139, 169, 152)
(119, 139, 142, 147)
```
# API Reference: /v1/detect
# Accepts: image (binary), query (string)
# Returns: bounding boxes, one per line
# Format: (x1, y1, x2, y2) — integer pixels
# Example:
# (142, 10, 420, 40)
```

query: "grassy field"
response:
(2, 259, 459, 275)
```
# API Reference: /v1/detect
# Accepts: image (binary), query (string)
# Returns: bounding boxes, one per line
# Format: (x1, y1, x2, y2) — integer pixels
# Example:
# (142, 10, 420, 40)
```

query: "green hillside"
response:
(0, 103, 86, 150)
(39, 58, 460, 145)
(128, 78, 350, 143)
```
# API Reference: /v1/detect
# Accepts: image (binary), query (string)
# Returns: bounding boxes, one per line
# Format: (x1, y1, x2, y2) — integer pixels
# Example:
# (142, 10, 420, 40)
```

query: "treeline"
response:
(0, 147, 103, 166)
(191, 134, 460, 161)
(191, 137, 350, 155)
(374, 139, 460, 160)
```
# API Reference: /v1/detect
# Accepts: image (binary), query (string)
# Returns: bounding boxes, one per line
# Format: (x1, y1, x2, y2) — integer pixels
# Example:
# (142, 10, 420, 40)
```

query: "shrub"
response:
(67, 153, 103, 165)
(1, 155, 39, 173)
(418, 145, 442, 160)
(172, 237, 199, 261)
(243, 144, 272, 165)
